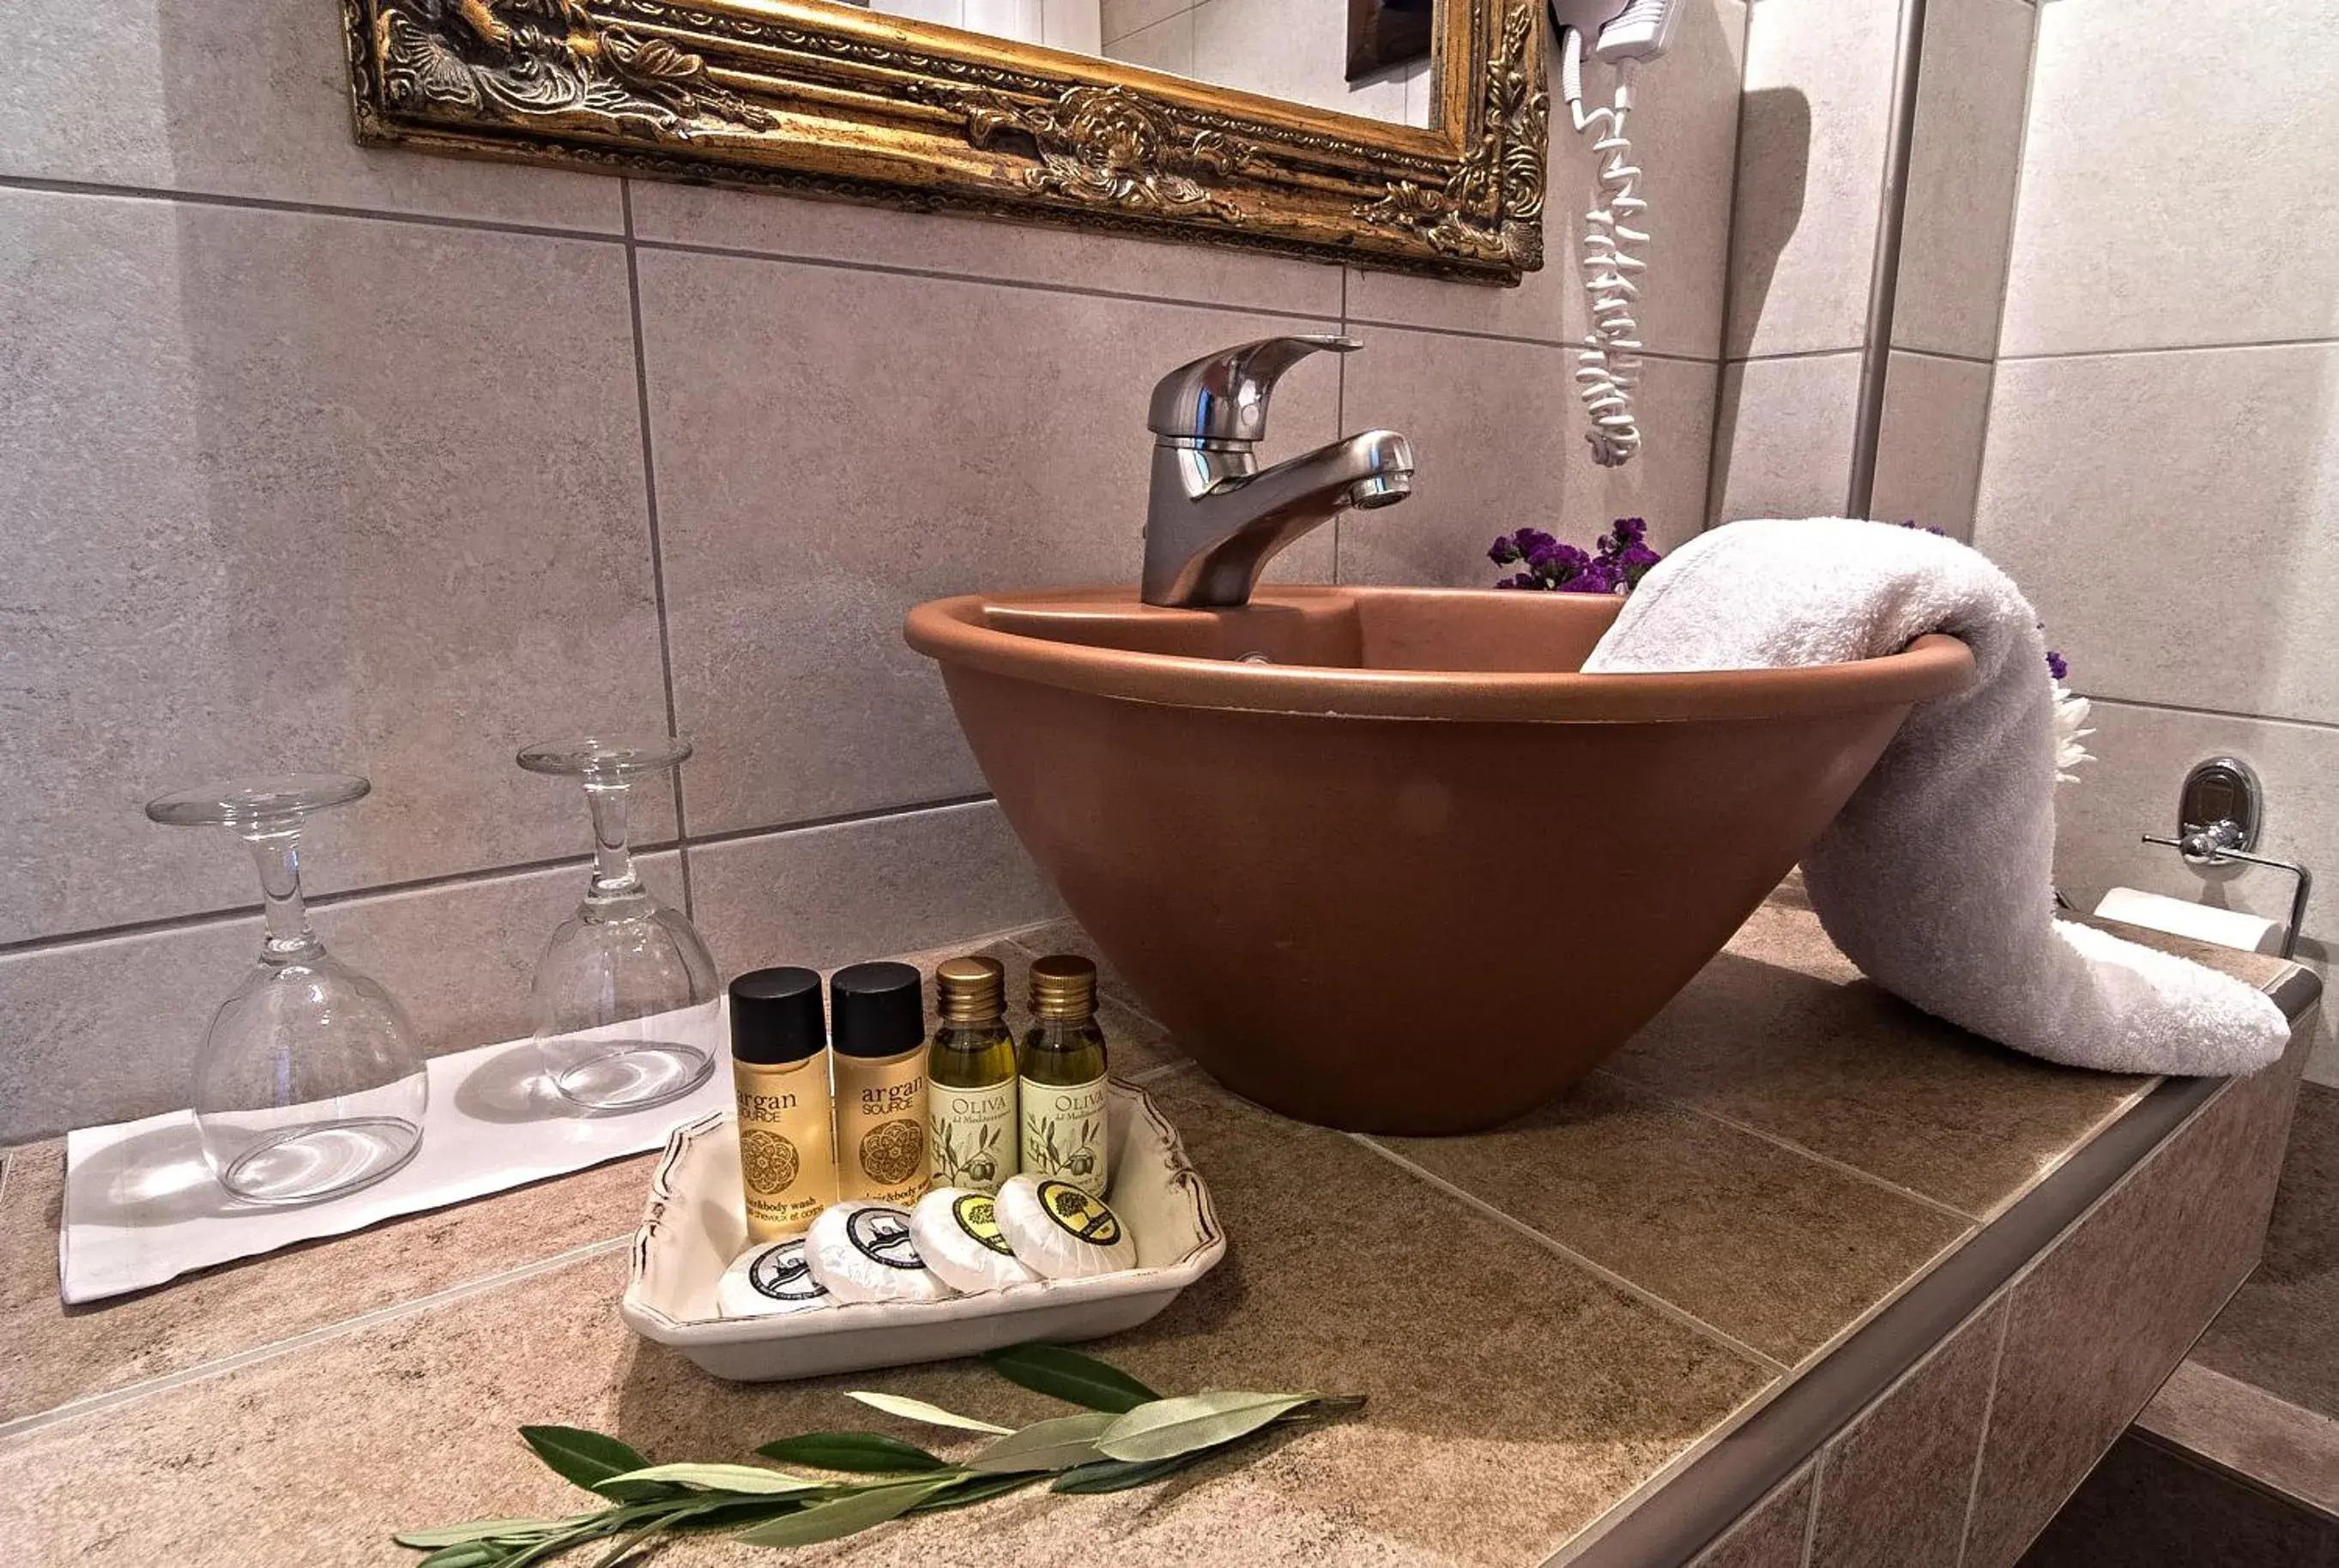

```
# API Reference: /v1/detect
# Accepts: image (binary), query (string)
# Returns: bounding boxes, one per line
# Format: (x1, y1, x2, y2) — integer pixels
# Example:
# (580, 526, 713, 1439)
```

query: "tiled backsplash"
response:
(1711, 0, 2035, 534)
(1973, 0, 2339, 1084)
(0, 0, 1750, 1142)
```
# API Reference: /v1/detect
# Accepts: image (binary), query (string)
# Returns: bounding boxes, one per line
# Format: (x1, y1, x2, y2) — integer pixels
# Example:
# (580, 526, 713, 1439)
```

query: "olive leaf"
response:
(964, 1411, 1117, 1475)
(1096, 1392, 1319, 1463)
(731, 1478, 958, 1547)
(519, 1426, 656, 1491)
(396, 1345, 1363, 1563)
(982, 1342, 1161, 1413)
(754, 1432, 948, 1473)
(1051, 1452, 1206, 1493)
(845, 1390, 1014, 1434)
(395, 1515, 593, 1549)
(601, 1462, 825, 1495)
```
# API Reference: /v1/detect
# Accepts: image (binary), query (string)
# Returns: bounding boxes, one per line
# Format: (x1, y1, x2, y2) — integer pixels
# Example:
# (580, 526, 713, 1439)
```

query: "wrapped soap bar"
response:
(910, 1187, 1042, 1294)
(805, 1202, 958, 1304)
(994, 1173, 1137, 1280)
(716, 1237, 833, 1318)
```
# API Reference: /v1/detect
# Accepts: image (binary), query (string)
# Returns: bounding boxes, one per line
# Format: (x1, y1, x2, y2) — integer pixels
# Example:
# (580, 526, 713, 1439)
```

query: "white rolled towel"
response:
(1584, 517, 2288, 1076)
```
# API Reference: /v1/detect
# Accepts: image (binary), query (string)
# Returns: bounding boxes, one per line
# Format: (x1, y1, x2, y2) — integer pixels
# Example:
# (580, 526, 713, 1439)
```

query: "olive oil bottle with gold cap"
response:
(1018, 955, 1110, 1198)
(928, 956, 1018, 1196)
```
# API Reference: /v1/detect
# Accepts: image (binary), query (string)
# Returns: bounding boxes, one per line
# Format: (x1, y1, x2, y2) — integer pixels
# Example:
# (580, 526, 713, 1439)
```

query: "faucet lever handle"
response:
(1146, 335, 1361, 445)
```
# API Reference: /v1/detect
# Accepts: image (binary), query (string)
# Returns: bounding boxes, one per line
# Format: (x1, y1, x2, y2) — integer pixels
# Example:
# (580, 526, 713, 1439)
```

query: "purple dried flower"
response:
(1561, 559, 1623, 594)
(1486, 519, 1665, 593)
(2046, 649, 2069, 682)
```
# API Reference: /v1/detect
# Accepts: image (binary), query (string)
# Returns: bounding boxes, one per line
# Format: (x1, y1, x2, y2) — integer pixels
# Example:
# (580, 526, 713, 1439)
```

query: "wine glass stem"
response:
(585, 781, 642, 898)
(245, 825, 323, 963)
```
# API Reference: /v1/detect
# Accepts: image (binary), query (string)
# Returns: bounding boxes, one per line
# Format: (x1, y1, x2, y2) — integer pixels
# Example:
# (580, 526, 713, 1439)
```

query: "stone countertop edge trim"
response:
(1552, 962, 2324, 1568)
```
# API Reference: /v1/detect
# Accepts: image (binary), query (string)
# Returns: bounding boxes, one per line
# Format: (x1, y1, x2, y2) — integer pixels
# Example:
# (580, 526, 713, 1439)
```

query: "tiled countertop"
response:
(0, 894, 2306, 1566)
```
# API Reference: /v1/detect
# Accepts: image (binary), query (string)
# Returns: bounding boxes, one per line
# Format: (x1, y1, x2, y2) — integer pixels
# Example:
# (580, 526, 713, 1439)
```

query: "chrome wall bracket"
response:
(2140, 757, 2312, 960)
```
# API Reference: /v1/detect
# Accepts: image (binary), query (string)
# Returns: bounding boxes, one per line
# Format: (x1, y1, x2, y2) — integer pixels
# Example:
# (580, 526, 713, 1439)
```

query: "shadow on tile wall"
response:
(0, 0, 1753, 1141)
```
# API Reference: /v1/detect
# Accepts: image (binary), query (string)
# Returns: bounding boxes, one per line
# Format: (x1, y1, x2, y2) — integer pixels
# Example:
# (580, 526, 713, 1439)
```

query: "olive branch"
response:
(396, 1343, 1363, 1564)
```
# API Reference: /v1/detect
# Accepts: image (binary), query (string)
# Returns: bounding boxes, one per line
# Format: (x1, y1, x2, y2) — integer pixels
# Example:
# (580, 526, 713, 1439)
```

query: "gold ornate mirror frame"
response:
(341, 0, 1548, 283)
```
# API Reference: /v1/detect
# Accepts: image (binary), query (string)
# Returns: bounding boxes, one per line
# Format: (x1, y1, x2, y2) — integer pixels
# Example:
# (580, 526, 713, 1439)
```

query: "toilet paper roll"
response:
(2093, 887, 2284, 956)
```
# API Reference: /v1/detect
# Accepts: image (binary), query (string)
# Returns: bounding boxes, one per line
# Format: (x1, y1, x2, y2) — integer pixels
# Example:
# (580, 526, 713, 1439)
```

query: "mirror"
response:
(341, 0, 1545, 281)
(856, 0, 1438, 127)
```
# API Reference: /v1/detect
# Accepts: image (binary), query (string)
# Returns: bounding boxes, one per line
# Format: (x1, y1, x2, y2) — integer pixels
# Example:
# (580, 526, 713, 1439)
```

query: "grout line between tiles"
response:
(620, 180, 696, 919)
(1889, 344, 1995, 368)
(1951, 1297, 2014, 1568)
(1343, 312, 1719, 365)
(1, 797, 999, 962)
(1346, 1133, 1789, 1374)
(1722, 346, 1868, 367)
(1797, 1450, 1826, 1566)
(628, 233, 1341, 327)
(0, 847, 674, 958)
(1590, 1068, 1973, 1223)
(0, 1235, 632, 1445)
(2080, 691, 2339, 739)
(0, 173, 631, 244)
(1998, 333, 2339, 365)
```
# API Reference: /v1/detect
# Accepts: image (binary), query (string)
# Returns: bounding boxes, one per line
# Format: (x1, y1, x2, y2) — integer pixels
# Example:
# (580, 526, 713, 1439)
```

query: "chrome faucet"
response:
(1141, 335, 1415, 608)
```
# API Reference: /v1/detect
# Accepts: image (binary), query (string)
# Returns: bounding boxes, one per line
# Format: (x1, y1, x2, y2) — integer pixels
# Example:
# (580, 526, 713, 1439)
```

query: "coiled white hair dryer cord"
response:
(1562, 25, 1645, 468)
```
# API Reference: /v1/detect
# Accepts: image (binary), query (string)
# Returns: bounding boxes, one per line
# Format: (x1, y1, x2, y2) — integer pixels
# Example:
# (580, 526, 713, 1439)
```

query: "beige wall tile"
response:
(1890, 0, 2034, 359)
(685, 800, 1060, 975)
(1962, 1047, 2307, 1567)
(0, 853, 682, 1143)
(0, 0, 621, 230)
(626, 185, 1344, 322)
(634, 245, 1336, 835)
(1809, 1298, 2008, 1568)
(1709, 351, 1862, 522)
(1337, 325, 1718, 587)
(1106, 7, 1194, 75)
(1726, 0, 1901, 358)
(1347, 0, 1749, 360)
(1870, 352, 1991, 537)
(1099, 0, 1187, 45)
(2000, 0, 2339, 356)
(1973, 344, 2339, 727)
(0, 190, 672, 944)
(1689, 1466, 1816, 1567)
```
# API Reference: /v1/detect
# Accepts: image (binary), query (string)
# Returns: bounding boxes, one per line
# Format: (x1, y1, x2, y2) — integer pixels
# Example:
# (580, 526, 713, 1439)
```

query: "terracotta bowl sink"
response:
(904, 586, 1973, 1134)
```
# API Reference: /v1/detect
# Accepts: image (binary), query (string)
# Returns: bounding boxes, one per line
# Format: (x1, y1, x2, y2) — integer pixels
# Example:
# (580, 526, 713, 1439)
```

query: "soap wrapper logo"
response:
(746, 1239, 828, 1302)
(845, 1205, 927, 1271)
(1019, 1074, 1109, 1198)
(931, 1083, 1016, 1194)
(950, 1191, 1019, 1257)
(1037, 1179, 1123, 1247)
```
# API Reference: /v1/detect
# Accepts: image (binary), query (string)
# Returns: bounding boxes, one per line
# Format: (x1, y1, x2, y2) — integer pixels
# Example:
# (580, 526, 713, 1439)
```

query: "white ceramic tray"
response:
(620, 1081, 1224, 1381)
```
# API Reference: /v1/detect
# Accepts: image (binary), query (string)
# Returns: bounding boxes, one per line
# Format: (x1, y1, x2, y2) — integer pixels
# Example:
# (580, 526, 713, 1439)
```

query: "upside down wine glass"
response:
(145, 775, 428, 1205)
(519, 739, 720, 1113)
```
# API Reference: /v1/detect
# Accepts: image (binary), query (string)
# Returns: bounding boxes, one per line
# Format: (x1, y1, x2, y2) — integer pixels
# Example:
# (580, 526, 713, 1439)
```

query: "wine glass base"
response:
(215, 1115, 425, 1207)
(547, 1042, 717, 1113)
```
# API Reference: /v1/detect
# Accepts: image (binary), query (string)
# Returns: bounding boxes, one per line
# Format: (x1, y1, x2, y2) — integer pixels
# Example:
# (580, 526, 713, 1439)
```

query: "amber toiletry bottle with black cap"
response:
(928, 956, 1018, 1196)
(831, 961, 930, 1206)
(1018, 955, 1110, 1198)
(729, 966, 838, 1243)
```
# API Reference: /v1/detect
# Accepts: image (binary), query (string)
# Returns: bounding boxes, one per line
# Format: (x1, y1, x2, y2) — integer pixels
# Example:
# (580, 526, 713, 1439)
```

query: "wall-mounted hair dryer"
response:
(1547, 0, 1679, 467)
